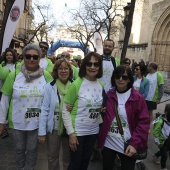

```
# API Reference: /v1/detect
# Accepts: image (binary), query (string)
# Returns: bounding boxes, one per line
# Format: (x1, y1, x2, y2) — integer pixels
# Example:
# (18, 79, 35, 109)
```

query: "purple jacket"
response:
(98, 87, 150, 150)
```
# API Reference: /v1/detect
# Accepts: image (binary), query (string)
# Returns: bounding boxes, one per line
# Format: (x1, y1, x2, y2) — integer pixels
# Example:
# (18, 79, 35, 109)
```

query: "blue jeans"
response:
(11, 129, 38, 170)
(68, 134, 97, 170)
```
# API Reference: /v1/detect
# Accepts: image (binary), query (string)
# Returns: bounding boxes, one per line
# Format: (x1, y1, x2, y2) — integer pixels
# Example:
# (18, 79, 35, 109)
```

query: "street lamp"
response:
(0, 10, 3, 35)
(40, 28, 45, 41)
(122, 3, 131, 27)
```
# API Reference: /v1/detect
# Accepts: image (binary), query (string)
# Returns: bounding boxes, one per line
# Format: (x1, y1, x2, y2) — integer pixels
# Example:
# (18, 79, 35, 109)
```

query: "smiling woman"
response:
(0, 43, 53, 170)
(62, 52, 106, 170)
(0, 48, 17, 93)
(99, 66, 150, 170)
(38, 59, 73, 170)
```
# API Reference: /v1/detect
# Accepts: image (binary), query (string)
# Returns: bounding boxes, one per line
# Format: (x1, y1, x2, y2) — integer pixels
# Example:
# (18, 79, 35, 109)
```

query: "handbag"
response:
(113, 101, 147, 160)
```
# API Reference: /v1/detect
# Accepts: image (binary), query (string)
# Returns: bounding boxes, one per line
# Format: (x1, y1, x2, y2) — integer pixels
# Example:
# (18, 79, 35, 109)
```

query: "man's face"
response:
(61, 52, 70, 61)
(39, 43, 49, 57)
(103, 41, 114, 56)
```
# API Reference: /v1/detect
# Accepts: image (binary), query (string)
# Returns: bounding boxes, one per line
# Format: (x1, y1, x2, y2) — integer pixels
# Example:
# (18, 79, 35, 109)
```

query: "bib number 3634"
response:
(25, 108, 40, 122)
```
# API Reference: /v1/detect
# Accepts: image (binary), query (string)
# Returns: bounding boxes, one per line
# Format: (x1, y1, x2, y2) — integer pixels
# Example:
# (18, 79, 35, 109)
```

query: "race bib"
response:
(87, 108, 100, 122)
(108, 119, 126, 138)
(54, 111, 59, 125)
(25, 108, 40, 122)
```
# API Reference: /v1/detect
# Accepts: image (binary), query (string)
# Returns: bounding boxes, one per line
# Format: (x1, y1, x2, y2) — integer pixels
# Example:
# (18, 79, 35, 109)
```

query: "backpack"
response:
(152, 115, 164, 129)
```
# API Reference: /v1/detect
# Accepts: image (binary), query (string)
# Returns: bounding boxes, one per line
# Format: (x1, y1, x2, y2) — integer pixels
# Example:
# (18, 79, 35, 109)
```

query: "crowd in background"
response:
(0, 40, 169, 170)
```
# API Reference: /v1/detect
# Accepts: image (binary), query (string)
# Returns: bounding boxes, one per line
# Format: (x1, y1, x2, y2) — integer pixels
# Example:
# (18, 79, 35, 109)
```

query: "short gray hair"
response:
(22, 44, 41, 57)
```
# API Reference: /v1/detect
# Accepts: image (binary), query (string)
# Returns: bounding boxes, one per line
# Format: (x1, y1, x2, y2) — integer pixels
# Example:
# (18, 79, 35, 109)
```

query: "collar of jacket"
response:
(102, 55, 111, 61)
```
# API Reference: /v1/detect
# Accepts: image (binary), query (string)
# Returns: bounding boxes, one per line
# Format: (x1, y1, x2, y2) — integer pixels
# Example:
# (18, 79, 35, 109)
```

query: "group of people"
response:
(0, 38, 169, 170)
(121, 56, 169, 170)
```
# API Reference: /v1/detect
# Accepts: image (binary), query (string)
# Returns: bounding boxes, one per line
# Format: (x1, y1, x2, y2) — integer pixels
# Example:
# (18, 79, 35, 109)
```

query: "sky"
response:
(32, 0, 80, 23)
(32, 0, 81, 37)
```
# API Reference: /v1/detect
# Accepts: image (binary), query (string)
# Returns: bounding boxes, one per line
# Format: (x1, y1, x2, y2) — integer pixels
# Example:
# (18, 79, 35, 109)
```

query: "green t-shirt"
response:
(146, 72, 164, 102)
(64, 77, 104, 136)
(1, 69, 53, 130)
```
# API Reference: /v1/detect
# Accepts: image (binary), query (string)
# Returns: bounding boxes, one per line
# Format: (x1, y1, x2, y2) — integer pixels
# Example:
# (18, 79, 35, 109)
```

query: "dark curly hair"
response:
(135, 63, 147, 76)
(3, 48, 17, 65)
(52, 59, 73, 80)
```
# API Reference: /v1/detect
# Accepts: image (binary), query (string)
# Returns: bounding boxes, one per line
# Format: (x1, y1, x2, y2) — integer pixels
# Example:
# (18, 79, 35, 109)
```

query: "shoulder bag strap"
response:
(113, 100, 124, 138)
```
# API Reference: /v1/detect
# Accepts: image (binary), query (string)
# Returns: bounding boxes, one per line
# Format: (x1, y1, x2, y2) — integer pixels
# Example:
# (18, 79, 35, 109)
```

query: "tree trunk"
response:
(120, 0, 136, 61)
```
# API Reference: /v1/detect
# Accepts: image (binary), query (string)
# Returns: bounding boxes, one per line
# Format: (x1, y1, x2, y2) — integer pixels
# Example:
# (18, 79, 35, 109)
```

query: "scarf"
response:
(56, 79, 71, 135)
(20, 64, 43, 82)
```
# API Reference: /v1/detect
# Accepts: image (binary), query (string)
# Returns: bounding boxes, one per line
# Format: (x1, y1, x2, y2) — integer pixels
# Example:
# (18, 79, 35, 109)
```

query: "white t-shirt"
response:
(146, 73, 157, 101)
(54, 98, 60, 130)
(39, 57, 48, 70)
(6, 63, 15, 71)
(104, 89, 131, 154)
(99, 60, 114, 93)
(133, 78, 142, 91)
(64, 78, 103, 136)
(1, 72, 47, 130)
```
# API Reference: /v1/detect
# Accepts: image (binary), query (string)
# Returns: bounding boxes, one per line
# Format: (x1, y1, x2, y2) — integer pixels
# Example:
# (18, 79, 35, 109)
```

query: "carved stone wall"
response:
(151, 4, 170, 71)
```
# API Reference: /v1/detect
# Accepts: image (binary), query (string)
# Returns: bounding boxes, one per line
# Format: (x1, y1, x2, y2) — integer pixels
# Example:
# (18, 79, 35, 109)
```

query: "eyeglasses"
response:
(61, 54, 70, 58)
(135, 68, 140, 71)
(25, 54, 39, 60)
(115, 75, 129, 80)
(86, 62, 100, 68)
(39, 45, 48, 50)
(58, 67, 69, 71)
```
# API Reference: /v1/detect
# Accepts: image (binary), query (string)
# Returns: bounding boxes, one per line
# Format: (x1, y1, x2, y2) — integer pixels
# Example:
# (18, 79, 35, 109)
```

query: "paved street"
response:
(1, 93, 170, 170)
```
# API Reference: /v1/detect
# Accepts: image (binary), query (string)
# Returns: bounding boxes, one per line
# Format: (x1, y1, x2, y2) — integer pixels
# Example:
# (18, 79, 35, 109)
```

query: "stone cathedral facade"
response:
(117, 0, 170, 72)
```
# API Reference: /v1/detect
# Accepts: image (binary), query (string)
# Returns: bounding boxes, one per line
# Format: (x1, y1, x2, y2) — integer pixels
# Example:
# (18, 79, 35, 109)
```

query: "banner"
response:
(1, 0, 25, 54)
(47, 40, 90, 55)
(93, 32, 103, 55)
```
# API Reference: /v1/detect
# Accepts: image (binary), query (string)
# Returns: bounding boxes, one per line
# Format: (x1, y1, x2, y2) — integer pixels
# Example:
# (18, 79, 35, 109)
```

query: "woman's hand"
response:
(66, 104, 73, 112)
(69, 133, 79, 152)
(124, 145, 137, 157)
(0, 124, 6, 135)
(38, 136, 46, 144)
(156, 99, 160, 104)
(100, 107, 106, 112)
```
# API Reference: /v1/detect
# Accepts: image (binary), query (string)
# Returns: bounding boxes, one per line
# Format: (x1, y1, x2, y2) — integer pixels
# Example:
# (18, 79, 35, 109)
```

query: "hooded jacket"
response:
(98, 87, 150, 151)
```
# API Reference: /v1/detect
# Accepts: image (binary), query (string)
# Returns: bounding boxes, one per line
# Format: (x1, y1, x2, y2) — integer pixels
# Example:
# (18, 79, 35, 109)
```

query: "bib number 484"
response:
(88, 108, 100, 121)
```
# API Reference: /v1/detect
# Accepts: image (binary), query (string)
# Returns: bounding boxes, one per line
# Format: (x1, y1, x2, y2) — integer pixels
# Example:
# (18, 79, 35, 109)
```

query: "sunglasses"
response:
(39, 45, 48, 50)
(25, 54, 39, 60)
(125, 62, 130, 65)
(61, 54, 69, 58)
(86, 62, 100, 68)
(115, 75, 129, 80)
(135, 68, 140, 71)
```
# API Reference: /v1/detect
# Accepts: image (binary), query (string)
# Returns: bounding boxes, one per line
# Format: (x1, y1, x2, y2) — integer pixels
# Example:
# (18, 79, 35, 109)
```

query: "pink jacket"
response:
(98, 88, 150, 150)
